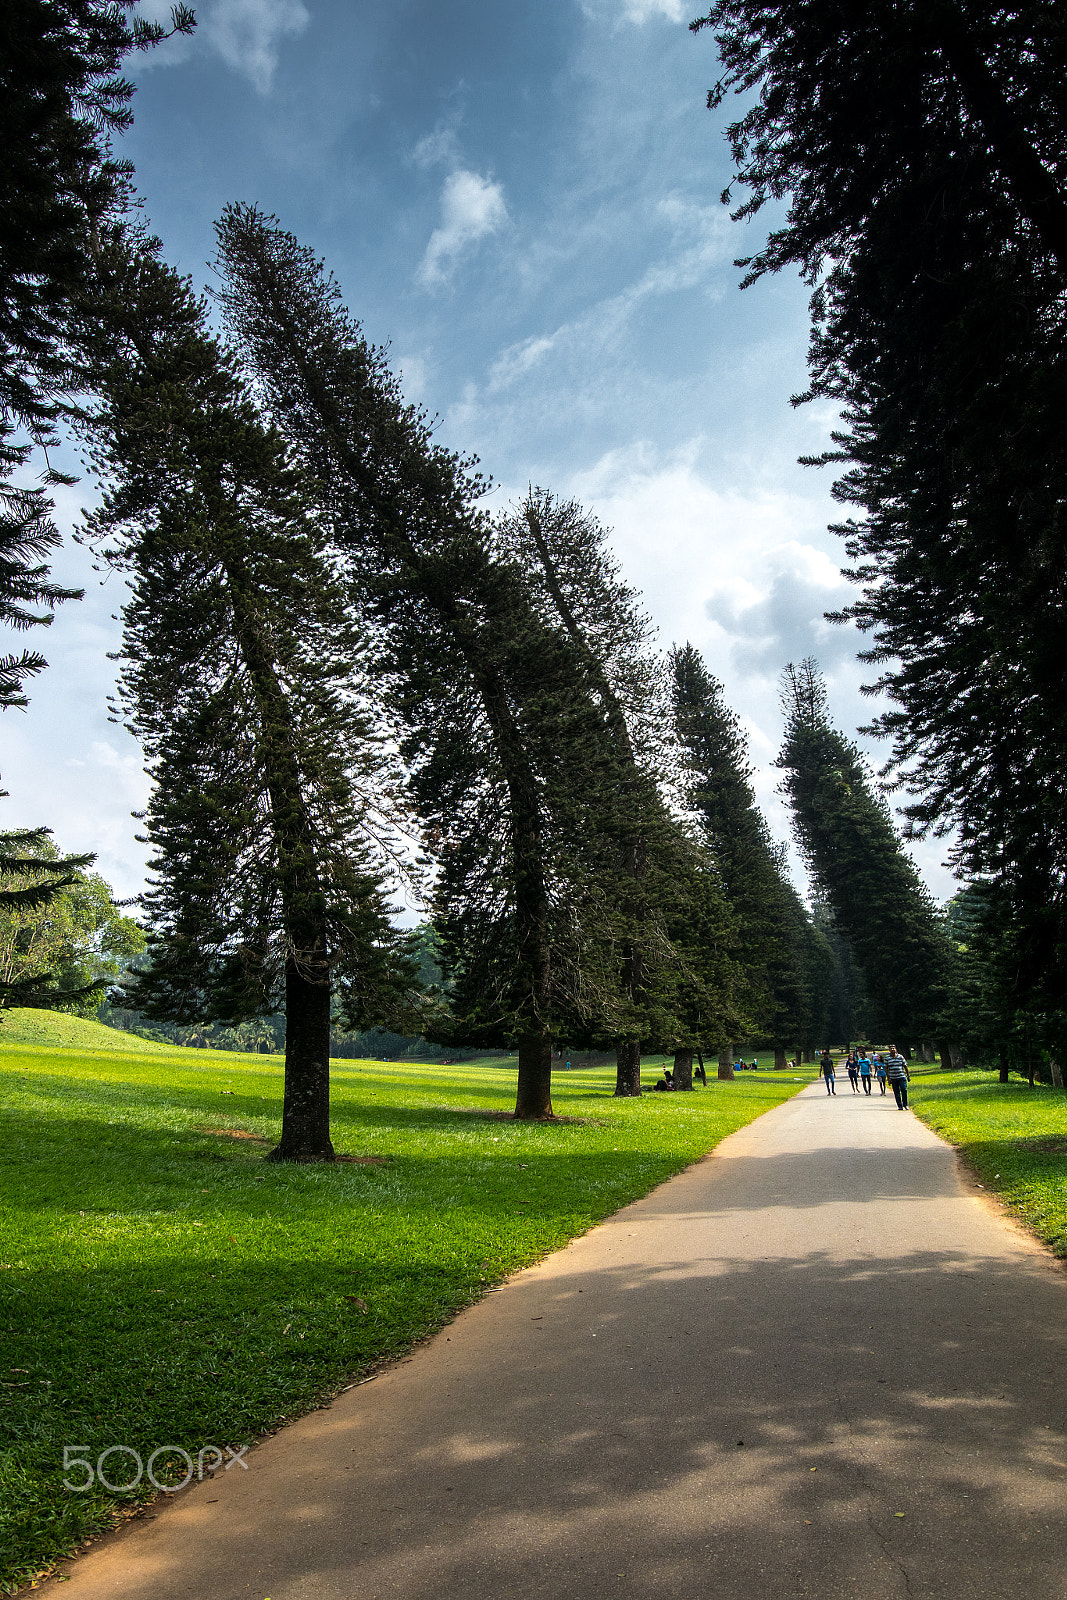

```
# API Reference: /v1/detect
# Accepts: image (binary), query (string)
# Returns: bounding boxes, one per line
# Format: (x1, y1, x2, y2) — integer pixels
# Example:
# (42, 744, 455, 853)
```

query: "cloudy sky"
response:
(3, 0, 955, 901)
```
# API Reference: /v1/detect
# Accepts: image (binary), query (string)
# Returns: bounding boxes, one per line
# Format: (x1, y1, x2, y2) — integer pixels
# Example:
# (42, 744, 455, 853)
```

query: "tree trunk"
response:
(1050, 1058, 1064, 1090)
(949, 1042, 964, 1071)
(268, 958, 334, 1162)
(998, 1046, 1010, 1084)
(226, 563, 336, 1164)
(937, 1039, 954, 1072)
(774, 1045, 787, 1071)
(802, 1046, 815, 1063)
(515, 1032, 554, 1117)
(673, 1049, 694, 1090)
(933, 1, 1067, 273)
(614, 1038, 642, 1096)
(717, 1045, 735, 1081)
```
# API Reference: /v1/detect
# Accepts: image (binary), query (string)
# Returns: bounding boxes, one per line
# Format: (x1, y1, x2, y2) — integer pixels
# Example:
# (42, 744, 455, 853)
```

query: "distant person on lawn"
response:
(820, 1050, 836, 1096)
(885, 1047, 911, 1109)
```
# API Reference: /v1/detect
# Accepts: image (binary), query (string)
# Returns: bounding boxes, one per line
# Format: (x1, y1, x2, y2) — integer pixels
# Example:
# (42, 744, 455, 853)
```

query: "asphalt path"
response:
(49, 1081, 1067, 1599)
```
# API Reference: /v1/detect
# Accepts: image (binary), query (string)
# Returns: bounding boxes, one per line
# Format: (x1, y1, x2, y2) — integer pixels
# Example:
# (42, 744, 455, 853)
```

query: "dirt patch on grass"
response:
(200, 1127, 269, 1143)
(442, 1106, 605, 1126)
(1020, 1136, 1067, 1155)
(335, 1155, 388, 1164)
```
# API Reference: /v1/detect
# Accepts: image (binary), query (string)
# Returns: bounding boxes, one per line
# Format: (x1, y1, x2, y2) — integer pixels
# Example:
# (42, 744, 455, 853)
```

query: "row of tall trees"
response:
(692, 1, 1067, 1065)
(2, 5, 967, 1149)
(70, 204, 874, 1151)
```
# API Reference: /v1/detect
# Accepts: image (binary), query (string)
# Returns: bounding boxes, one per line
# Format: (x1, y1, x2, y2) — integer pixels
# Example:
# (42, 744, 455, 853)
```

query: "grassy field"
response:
(911, 1070, 1067, 1258)
(0, 1014, 810, 1592)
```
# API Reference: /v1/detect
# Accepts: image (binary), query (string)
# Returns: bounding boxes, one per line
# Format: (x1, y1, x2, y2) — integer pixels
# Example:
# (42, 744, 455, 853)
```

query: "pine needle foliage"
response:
(778, 659, 955, 1047)
(691, 0, 1067, 1023)
(74, 232, 416, 1161)
(671, 643, 832, 1056)
(212, 206, 641, 1117)
(495, 490, 729, 1093)
(0, 0, 195, 706)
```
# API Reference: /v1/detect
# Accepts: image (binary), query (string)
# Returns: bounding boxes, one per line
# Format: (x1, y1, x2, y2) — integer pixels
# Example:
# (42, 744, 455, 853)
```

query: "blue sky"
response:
(3, 0, 955, 901)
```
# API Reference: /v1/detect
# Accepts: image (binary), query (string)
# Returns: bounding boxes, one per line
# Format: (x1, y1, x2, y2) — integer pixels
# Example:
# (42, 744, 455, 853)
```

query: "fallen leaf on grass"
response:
(344, 1296, 368, 1313)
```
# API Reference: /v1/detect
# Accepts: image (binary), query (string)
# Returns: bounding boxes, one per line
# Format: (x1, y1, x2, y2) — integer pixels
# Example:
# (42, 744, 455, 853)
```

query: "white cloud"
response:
(205, 0, 310, 93)
(488, 333, 560, 392)
(471, 194, 731, 407)
(133, 0, 309, 93)
(413, 116, 463, 171)
(621, 0, 687, 23)
(579, 0, 687, 23)
(417, 169, 509, 289)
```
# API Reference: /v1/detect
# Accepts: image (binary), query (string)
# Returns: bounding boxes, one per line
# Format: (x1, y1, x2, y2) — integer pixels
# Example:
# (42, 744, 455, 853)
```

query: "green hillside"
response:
(0, 1008, 170, 1054)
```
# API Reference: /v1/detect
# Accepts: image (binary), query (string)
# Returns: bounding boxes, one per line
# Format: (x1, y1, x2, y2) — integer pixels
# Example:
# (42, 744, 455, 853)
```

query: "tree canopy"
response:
(778, 659, 955, 1048)
(693, 0, 1067, 1035)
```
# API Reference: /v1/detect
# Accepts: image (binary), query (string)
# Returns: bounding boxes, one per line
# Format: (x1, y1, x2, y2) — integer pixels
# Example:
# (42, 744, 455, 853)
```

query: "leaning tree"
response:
(778, 659, 956, 1055)
(213, 206, 639, 1117)
(77, 232, 417, 1160)
(494, 490, 733, 1095)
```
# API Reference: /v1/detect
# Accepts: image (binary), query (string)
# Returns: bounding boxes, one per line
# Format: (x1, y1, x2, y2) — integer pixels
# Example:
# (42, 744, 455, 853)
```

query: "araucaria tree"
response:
(78, 235, 415, 1161)
(496, 492, 740, 1095)
(0, 3, 194, 999)
(0, 0, 194, 707)
(213, 206, 635, 1118)
(778, 660, 955, 1052)
(692, 1, 1067, 1028)
(671, 643, 833, 1066)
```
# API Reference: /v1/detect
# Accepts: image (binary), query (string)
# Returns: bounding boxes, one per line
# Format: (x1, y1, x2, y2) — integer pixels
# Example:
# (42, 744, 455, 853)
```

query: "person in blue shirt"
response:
(858, 1052, 873, 1094)
(874, 1056, 888, 1094)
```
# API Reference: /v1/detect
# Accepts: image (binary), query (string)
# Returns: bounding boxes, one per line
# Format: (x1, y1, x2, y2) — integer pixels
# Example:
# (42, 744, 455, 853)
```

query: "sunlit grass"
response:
(0, 1022, 807, 1590)
(912, 1070, 1067, 1258)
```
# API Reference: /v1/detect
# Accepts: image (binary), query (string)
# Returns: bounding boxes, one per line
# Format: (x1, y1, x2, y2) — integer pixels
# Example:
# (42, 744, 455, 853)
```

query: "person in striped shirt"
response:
(885, 1047, 911, 1109)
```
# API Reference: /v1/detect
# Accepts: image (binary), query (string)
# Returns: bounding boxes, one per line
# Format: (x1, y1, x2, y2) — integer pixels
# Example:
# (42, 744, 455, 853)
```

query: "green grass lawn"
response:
(0, 1014, 809, 1592)
(911, 1070, 1067, 1258)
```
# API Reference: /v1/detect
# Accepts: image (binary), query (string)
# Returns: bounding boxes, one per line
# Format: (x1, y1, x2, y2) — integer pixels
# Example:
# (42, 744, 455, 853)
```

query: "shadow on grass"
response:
(36, 1245, 1067, 1600)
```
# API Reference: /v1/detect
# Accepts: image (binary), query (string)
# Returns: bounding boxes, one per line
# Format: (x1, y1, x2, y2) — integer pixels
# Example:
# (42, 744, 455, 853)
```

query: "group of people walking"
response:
(819, 1048, 912, 1109)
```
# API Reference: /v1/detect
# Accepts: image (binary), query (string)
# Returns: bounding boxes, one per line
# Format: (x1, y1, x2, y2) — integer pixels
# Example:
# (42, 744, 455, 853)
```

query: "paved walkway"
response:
(52, 1085, 1067, 1599)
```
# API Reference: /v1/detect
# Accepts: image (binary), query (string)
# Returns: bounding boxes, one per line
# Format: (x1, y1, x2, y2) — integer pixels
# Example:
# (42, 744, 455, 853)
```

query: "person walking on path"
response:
(885, 1046, 911, 1109)
(859, 1052, 873, 1094)
(820, 1050, 836, 1095)
(846, 1053, 860, 1093)
(874, 1055, 888, 1094)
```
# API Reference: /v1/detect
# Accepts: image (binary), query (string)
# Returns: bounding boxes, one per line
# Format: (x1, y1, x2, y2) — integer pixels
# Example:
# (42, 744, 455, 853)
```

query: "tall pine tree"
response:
(671, 643, 832, 1067)
(495, 491, 735, 1095)
(213, 206, 638, 1118)
(778, 659, 955, 1051)
(692, 0, 1067, 1029)
(77, 231, 415, 1160)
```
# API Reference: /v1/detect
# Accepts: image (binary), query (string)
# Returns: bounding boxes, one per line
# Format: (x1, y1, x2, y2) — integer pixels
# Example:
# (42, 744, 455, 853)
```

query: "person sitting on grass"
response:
(653, 1068, 676, 1092)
